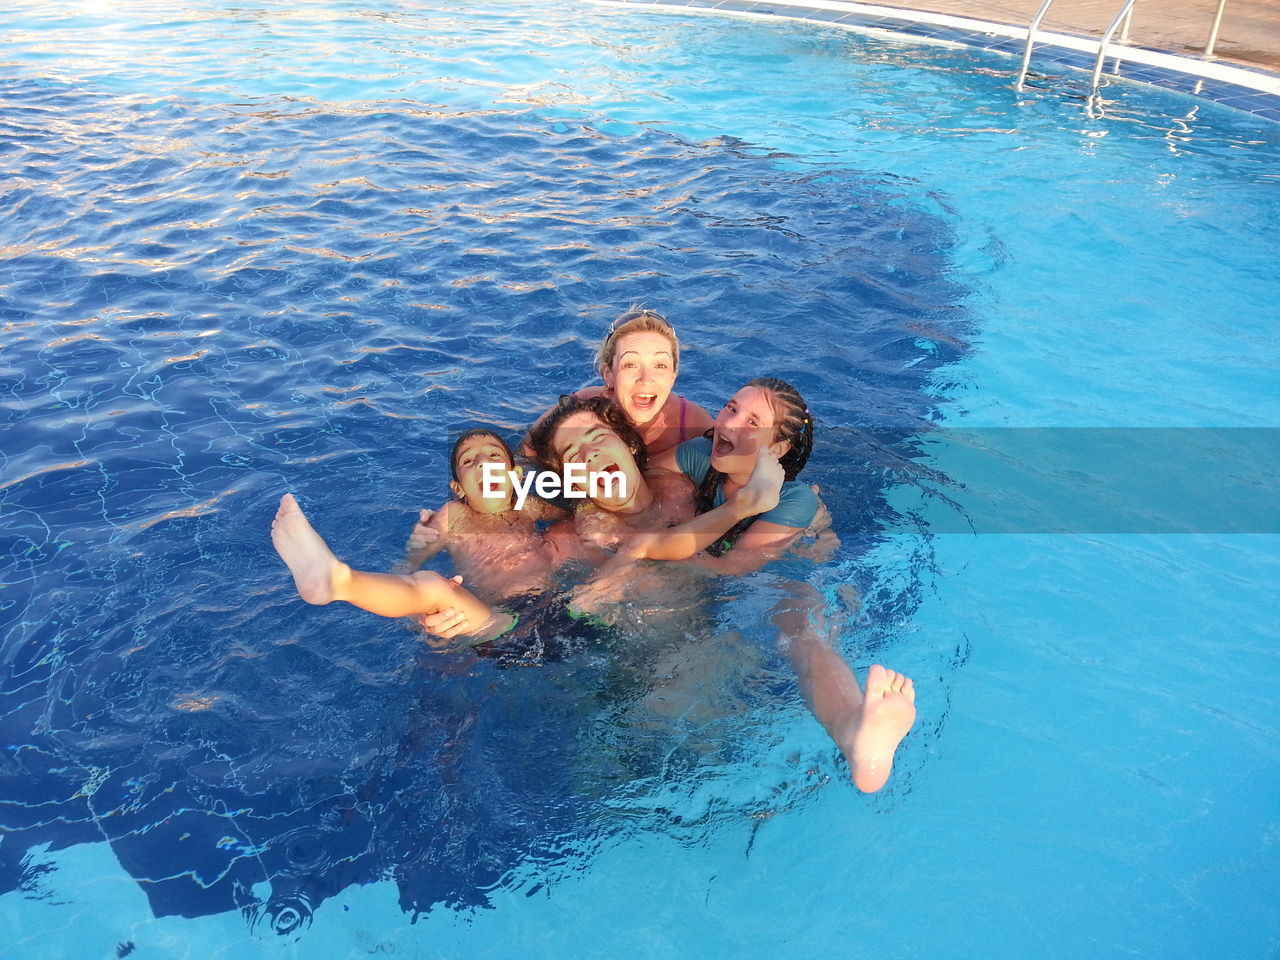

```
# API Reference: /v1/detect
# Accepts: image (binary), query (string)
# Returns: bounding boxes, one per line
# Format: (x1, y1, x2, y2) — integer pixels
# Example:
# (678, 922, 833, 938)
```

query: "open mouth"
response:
(713, 433, 736, 458)
(630, 393, 658, 411)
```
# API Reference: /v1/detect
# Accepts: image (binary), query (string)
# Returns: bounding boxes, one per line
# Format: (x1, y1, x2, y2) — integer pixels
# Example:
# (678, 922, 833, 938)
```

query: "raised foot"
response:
(847, 664, 916, 794)
(270, 493, 343, 604)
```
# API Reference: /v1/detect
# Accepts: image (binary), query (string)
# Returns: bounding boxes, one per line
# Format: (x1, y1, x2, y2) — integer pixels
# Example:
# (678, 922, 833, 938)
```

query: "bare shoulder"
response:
(528, 497, 571, 523)
(574, 384, 608, 399)
(679, 396, 715, 434)
(433, 499, 472, 534)
(646, 470, 696, 522)
(645, 442, 682, 474)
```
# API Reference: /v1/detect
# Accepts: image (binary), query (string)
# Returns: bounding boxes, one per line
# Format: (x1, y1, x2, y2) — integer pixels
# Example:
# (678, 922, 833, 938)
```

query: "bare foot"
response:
(845, 664, 916, 793)
(270, 494, 345, 604)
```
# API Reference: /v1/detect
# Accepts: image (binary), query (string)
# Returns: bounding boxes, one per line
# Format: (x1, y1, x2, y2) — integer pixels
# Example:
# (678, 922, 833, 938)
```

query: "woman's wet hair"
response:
(450, 427, 514, 482)
(596, 307, 680, 376)
(525, 394, 649, 475)
(695, 377, 814, 555)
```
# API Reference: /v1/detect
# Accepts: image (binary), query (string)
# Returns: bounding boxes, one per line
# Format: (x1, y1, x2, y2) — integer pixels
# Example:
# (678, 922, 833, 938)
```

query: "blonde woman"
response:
(527, 308, 713, 459)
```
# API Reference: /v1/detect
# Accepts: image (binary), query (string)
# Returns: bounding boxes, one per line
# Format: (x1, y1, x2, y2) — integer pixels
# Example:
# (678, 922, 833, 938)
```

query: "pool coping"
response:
(593, 0, 1280, 121)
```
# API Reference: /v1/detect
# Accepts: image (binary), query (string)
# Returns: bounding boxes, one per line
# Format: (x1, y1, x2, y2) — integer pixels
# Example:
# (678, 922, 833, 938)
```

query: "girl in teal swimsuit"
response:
(622, 377, 918, 793)
(626, 377, 818, 570)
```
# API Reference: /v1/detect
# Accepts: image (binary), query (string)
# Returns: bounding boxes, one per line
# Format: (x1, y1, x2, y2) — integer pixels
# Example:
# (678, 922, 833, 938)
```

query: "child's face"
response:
(551, 410, 642, 512)
(710, 385, 789, 475)
(602, 331, 676, 429)
(452, 434, 514, 513)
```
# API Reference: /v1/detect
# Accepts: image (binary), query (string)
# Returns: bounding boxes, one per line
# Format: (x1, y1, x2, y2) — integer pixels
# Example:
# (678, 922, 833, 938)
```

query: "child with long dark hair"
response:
(620, 377, 917, 793)
(623, 377, 818, 567)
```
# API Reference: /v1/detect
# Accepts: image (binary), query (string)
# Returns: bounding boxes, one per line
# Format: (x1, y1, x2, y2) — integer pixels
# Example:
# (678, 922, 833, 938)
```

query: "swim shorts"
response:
(471, 593, 612, 667)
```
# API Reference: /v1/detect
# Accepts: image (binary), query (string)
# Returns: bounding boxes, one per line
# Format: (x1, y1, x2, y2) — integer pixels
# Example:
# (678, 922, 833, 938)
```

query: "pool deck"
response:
(889, 0, 1280, 72)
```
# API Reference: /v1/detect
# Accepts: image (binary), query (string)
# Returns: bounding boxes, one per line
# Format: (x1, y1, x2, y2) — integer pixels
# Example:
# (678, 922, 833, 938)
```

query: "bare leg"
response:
(772, 585, 916, 793)
(271, 494, 509, 638)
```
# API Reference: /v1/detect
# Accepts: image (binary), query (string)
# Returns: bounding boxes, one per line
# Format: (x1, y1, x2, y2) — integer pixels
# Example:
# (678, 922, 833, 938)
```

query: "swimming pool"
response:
(2, 1, 1277, 958)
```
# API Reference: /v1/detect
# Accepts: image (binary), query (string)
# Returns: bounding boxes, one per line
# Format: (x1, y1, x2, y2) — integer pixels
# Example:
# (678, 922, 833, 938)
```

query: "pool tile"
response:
(984, 37, 1024, 53)
(789, 8, 850, 22)
(1218, 94, 1273, 112)
(1119, 66, 1163, 83)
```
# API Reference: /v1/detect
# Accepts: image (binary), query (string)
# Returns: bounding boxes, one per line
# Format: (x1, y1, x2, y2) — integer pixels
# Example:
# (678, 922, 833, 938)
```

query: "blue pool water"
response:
(2, 2, 1277, 958)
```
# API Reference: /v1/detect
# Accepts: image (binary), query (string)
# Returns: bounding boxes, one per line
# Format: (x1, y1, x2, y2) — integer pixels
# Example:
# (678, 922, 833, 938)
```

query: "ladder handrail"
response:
(1015, 0, 1059, 91)
(1205, 0, 1228, 57)
(1089, 0, 1142, 97)
(1020, 0, 1236, 106)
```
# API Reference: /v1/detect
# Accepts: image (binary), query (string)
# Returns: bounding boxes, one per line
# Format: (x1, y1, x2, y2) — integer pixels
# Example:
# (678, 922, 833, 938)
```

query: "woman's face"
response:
(602, 331, 677, 429)
(710, 385, 790, 475)
(551, 410, 643, 511)
(451, 433, 514, 512)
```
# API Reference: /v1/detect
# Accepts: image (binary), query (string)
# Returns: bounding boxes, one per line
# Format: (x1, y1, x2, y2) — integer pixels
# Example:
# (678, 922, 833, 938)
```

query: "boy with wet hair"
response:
(402, 428, 566, 600)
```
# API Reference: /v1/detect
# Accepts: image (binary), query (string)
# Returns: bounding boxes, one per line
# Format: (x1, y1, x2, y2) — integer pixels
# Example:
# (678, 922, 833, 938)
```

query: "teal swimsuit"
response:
(675, 437, 817, 551)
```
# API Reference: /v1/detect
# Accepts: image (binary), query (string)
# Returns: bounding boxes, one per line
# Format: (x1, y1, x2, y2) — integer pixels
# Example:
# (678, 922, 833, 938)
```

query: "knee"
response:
(408, 569, 450, 599)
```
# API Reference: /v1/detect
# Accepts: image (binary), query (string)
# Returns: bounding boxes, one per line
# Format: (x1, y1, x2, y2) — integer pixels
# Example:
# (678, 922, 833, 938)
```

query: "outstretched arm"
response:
(624, 449, 784, 561)
(681, 520, 805, 575)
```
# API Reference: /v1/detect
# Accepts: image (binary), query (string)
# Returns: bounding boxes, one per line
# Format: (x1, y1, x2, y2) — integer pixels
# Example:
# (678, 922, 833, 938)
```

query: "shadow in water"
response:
(0, 83, 974, 930)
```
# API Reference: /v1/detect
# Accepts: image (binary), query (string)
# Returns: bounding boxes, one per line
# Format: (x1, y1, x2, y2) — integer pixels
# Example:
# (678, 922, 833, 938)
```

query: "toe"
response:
(865, 664, 888, 696)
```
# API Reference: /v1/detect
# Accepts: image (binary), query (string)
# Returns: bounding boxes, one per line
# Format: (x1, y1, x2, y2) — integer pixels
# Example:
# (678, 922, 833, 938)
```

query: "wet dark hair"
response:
(696, 377, 814, 556)
(526, 394, 648, 476)
(450, 428, 514, 483)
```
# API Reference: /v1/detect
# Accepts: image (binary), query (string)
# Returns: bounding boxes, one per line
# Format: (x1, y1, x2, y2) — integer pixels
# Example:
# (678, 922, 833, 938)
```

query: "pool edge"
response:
(592, 0, 1280, 121)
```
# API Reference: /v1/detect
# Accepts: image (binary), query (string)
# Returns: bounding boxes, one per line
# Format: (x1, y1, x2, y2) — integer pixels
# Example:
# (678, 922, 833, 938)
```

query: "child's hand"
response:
(417, 576, 473, 639)
(736, 448, 784, 515)
(805, 485, 832, 537)
(418, 607, 471, 639)
(407, 509, 441, 550)
(570, 574, 618, 617)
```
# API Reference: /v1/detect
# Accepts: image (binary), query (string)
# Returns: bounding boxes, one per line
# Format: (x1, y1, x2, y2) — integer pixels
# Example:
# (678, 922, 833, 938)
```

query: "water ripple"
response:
(0, 3, 980, 935)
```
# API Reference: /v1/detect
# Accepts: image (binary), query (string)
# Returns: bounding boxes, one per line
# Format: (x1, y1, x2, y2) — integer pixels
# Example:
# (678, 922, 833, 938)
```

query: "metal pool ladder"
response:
(1015, 0, 1141, 97)
(1016, 0, 1234, 98)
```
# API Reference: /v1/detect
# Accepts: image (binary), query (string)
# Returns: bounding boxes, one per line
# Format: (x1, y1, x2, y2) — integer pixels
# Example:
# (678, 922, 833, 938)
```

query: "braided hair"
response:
(695, 377, 814, 556)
